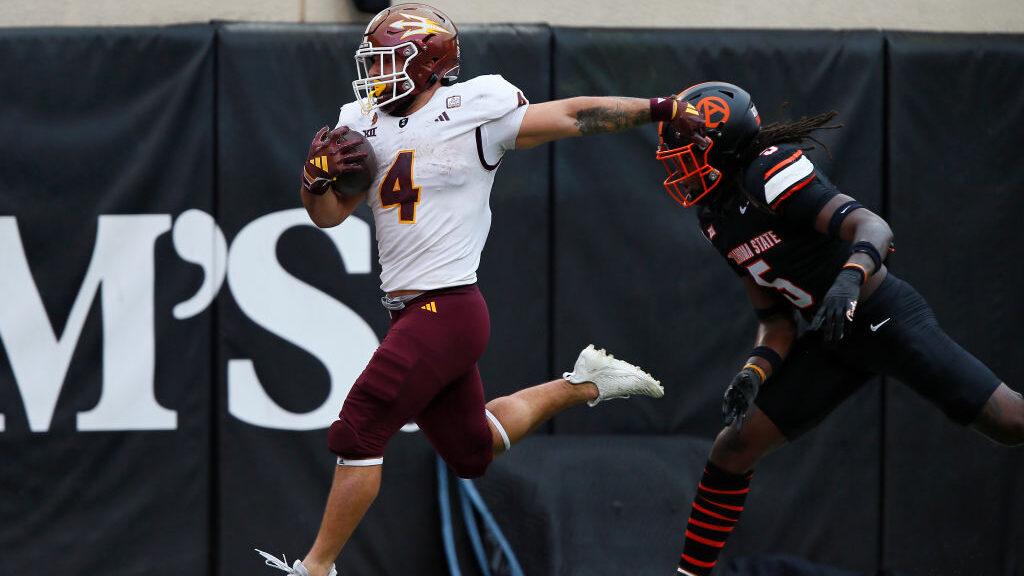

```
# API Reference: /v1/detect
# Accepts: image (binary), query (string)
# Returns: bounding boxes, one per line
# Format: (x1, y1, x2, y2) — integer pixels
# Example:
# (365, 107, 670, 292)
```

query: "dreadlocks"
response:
(703, 110, 843, 215)
(746, 110, 843, 161)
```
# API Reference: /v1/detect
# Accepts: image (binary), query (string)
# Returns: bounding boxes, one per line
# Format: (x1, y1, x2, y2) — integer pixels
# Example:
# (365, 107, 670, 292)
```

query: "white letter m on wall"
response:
(0, 216, 177, 432)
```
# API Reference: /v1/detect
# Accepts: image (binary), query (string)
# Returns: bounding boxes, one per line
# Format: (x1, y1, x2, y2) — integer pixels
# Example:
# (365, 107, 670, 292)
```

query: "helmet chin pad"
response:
(655, 138, 723, 206)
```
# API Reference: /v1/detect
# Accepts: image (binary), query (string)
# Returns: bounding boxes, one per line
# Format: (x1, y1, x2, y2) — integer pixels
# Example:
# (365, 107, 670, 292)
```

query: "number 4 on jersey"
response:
(380, 150, 421, 223)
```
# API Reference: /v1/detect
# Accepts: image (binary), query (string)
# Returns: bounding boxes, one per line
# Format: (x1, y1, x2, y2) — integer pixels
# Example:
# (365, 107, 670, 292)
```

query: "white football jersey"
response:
(337, 74, 529, 293)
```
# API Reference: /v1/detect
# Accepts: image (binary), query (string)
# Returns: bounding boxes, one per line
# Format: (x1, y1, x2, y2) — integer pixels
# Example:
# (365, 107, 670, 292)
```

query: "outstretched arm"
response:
(515, 96, 707, 149)
(515, 97, 647, 149)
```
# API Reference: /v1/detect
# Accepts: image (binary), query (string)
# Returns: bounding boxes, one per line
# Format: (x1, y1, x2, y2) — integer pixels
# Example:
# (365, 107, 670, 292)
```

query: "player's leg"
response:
(301, 465, 381, 576)
(483, 378, 597, 455)
(412, 366, 585, 478)
(486, 344, 663, 456)
(294, 287, 490, 574)
(708, 406, 788, 472)
(285, 375, 405, 574)
(677, 336, 869, 576)
(970, 383, 1024, 446)
(297, 342, 432, 575)
(415, 365, 496, 479)
(677, 408, 786, 576)
(420, 345, 663, 478)
(879, 325, 1022, 445)
(867, 275, 1023, 446)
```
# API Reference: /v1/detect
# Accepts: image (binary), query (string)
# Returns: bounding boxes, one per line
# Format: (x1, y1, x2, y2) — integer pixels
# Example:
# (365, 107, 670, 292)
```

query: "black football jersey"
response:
(697, 144, 850, 320)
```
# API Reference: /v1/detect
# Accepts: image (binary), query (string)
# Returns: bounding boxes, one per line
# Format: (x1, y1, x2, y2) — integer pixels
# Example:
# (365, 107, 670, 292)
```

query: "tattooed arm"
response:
(514, 96, 653, 149)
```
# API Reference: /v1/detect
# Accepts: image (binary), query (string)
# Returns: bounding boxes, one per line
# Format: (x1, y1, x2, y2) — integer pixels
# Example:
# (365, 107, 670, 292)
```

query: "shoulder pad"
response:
(743, 144, 816, 211)
(337, 101, 364, 127)
(453, 74, 528, 121)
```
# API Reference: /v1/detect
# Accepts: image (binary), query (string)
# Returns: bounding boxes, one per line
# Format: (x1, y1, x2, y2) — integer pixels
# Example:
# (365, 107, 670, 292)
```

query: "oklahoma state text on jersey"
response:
(698, 144, 851, 319)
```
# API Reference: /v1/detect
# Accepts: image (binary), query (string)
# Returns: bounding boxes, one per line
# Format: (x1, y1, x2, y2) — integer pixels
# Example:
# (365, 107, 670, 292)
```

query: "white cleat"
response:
(563, 344, 664, 406)
(255, 549, 337, 576)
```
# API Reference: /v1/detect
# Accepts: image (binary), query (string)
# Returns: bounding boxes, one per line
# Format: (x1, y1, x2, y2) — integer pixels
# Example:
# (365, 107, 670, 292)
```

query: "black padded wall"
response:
(884, 32, 1024, 576)
(0, 26, 215, 576)
(476, 435, 714, 575)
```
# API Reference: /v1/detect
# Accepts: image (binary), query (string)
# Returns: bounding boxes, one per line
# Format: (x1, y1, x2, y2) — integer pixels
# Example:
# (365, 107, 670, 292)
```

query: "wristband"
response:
(743, 363, 767, 384)
(850, 240, 883, 273)
(842, 262, 869, 284)
(750, 346, 782, 375)
(650, 97, 678, 122)
(302, 167, 329, 195)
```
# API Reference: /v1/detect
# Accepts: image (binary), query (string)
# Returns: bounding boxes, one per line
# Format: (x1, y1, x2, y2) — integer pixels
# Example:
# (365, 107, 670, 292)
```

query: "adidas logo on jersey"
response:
(434, 112, 451, 122)
(421, 301, 437, 313)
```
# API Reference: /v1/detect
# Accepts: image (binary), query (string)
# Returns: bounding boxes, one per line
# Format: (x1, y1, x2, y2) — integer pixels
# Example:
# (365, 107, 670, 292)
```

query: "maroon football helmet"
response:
(352, 3, 460, 114)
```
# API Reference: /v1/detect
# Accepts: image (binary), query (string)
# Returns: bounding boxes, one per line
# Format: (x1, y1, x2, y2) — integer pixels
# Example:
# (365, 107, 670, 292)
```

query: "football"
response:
(331, 128, 376, 196)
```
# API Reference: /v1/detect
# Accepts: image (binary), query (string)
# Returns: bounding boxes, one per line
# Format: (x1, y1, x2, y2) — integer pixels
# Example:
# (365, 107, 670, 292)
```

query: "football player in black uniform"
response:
(656, 82, 1024, 576)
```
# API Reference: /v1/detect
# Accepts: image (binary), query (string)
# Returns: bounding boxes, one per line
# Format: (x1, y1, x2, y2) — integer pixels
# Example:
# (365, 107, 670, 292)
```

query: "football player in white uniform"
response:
(258, 4, 708, 575)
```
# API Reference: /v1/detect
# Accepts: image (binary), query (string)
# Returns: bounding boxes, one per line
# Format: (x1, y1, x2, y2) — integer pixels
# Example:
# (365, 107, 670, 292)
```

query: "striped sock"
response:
(678, 461, 752, 576)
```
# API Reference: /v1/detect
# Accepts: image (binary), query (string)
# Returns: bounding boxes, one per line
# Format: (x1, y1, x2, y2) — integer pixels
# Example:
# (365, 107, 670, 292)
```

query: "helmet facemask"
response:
(353, 41, 419, 115)
(655, 81, 762, 207)
(656, 130, 723, 207)
(350, 3, 461, 116)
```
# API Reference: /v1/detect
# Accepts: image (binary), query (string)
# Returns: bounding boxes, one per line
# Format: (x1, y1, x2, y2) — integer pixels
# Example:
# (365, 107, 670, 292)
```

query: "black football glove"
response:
(301, 125, 370, 195)
(722, 366, 764, 432)
(809, 267, 864, 344)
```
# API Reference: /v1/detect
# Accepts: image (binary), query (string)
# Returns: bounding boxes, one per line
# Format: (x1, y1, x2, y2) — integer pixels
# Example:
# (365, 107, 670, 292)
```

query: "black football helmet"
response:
(656, 82, 761, 206)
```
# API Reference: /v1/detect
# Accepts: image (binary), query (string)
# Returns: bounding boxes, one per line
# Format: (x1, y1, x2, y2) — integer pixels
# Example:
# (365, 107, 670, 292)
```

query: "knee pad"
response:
(442, 425, 495, 479)
(446, 446, 493, 479)
(326, 344, 427, 462)
(328, 415, 385, 462)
